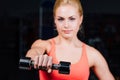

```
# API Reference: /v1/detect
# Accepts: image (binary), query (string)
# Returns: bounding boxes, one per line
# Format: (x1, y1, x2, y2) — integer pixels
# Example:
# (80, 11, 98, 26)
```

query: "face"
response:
(54, 4, 83, 39)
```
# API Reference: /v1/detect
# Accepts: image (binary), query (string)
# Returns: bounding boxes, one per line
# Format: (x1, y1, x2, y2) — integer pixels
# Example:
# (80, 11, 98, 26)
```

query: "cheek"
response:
(73, 23, 81, 34)
(71, 22, 80, 30)
(55, 22, 64, 29)
(55, 24, 62, 32)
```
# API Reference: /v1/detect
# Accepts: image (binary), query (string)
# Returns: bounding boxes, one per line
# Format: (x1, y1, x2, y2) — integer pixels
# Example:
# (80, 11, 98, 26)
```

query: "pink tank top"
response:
(39, 39, 90, 80)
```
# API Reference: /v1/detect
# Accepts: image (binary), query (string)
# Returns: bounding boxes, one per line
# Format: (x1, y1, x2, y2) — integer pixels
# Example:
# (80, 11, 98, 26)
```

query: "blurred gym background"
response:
(0, 0, 120, 80)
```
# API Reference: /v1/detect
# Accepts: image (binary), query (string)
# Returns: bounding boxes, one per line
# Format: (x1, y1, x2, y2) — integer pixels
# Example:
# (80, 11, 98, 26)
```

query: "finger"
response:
(47, 56, 52, 73)
(33, 56, 39, 69)
(47, 68, 52, 73)
(42, 54, 48, 67)
(47, 56, 52, 68)
(38, 55, 44, 68)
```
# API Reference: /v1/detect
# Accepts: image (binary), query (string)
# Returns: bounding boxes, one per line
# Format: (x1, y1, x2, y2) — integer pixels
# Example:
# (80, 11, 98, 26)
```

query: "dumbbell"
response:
(19, 57, 71, 74)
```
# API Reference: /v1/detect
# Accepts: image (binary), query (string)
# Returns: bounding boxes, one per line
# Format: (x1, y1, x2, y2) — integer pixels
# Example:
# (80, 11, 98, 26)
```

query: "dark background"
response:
(0, 0, 120, 80)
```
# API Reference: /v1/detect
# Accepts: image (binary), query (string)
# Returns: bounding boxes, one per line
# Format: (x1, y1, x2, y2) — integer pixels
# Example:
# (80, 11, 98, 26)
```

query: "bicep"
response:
(92, 50, 114, 80)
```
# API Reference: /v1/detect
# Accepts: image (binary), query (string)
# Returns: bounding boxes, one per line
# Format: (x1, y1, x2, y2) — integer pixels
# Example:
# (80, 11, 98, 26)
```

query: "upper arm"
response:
(26, 39, 51, 59)
(87, 47, 115, 80)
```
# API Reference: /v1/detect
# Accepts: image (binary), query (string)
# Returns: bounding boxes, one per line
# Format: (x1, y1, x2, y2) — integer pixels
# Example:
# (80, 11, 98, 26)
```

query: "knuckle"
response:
(44, 54, 48, 57)
(38, 63, 42, 67)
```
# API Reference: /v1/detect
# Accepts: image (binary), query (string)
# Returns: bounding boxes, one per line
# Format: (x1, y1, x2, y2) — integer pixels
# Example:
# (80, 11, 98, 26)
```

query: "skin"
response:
(26, 4, 115, 80)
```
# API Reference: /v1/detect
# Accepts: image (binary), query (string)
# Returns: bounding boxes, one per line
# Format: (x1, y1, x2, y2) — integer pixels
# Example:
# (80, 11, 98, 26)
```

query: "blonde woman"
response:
(26, 0, 115, 80)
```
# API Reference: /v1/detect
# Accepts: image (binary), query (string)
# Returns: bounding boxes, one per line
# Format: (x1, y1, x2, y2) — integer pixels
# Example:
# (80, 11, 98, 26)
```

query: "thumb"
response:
(47, 68, 52, 73)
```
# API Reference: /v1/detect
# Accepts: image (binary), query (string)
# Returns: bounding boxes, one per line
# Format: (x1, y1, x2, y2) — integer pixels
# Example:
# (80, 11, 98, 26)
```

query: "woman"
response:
(26, 0, 115, 80)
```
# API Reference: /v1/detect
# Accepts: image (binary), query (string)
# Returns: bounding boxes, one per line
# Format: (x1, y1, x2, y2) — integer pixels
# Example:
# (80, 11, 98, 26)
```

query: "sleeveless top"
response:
(39, 39, 90, 80)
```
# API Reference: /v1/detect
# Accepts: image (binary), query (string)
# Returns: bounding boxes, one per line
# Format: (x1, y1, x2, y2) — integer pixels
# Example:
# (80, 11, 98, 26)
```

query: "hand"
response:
(33, 54, 53, 73)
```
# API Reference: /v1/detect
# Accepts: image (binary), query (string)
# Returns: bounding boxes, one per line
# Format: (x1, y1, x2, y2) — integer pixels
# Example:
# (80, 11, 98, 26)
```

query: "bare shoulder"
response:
(85, 44, 101, 57)
(31, 39, 52, 52)
(85, 44, 106, 67)
(31, 39, 49, 47)
(86, 44, 102, 56)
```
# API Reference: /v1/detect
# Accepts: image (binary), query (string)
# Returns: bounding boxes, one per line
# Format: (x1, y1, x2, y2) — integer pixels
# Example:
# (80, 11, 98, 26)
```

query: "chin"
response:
(63, 34, 73, 39)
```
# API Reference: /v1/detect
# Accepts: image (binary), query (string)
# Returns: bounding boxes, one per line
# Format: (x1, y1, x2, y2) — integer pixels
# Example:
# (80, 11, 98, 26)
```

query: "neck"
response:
(56, 36, 82, 47)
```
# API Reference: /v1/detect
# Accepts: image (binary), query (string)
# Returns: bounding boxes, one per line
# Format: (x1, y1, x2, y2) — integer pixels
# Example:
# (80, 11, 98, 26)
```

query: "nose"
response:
(64, 20, 69, 28)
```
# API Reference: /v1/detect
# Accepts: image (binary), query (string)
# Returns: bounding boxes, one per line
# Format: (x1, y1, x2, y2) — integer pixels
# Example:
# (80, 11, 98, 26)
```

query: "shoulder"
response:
(31, 39, 49, 48)
(84, 43, 106, 67)
(31, 39, 53, 52)
(84, 43, 100, 56)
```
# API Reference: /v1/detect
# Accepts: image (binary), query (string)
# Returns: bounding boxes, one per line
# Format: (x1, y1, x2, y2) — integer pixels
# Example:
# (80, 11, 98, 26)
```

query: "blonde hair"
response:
(53, 0, 83, 16)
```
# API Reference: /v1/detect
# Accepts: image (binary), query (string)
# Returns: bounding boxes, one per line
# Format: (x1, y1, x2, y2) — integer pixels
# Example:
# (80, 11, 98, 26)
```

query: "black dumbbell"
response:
(19, 57, 71, 74)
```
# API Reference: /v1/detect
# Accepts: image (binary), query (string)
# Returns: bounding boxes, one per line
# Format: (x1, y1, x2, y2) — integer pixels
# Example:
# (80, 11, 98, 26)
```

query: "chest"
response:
(50, 63, 89, 80)
(55, 46, 83, 64)
(47, 44, 90, 80)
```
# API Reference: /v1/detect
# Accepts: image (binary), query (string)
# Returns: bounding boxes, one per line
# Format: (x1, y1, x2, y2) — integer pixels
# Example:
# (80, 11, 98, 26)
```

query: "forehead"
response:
(55, 4, 79, 17)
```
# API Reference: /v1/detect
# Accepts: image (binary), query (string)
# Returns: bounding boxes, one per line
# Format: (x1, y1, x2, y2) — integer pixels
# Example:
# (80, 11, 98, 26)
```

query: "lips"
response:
(63, 30, 72, 34)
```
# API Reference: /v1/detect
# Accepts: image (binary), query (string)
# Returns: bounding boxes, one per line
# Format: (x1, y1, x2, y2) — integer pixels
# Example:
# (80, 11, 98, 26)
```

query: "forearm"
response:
(26, 47, 46, 60)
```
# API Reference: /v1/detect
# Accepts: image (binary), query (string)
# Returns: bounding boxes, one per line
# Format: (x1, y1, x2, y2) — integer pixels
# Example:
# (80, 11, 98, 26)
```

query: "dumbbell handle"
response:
(19, 57, 71, 74)
(19, 58, 60, 70)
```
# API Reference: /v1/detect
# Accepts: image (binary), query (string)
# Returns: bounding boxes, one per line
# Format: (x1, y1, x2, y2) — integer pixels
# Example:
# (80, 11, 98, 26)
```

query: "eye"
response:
(69, 17, 76, 20)
(57, 17, 64, 21)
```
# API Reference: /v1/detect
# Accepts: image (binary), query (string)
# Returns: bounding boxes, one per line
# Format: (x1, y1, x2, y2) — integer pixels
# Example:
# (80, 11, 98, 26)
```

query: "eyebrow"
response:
(56, 15, 76, 18)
